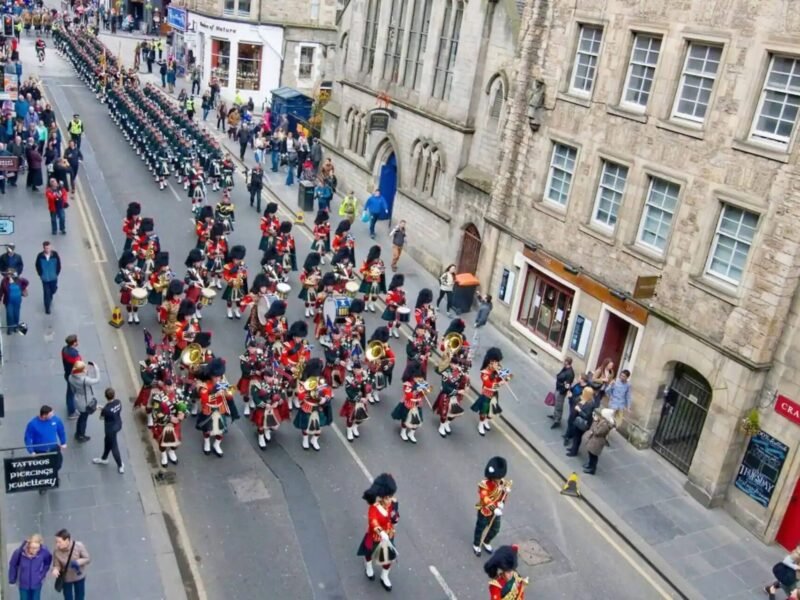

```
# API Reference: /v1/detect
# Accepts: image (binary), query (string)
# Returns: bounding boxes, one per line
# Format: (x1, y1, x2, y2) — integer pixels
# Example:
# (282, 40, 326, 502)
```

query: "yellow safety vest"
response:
(69, 120, 83, 134)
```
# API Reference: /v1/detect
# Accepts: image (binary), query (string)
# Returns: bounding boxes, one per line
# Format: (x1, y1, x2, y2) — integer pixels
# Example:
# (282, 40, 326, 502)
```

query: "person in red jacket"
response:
(357, 473, 399, 591)
(45, 177, 68, 235)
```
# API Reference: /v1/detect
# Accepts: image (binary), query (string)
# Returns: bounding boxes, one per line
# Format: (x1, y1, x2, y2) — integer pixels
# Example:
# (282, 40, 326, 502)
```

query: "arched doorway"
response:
(457, 224, 482, 274)
(378, 153, 397, 218)
(652, 363, 712, 474)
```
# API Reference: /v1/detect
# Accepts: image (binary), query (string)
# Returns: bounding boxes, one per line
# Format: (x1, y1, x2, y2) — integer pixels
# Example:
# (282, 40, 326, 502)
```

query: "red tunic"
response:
(476, 479, 505, 517)
(275, 233, 295, 256)
(401, 381, 424, 409)
(280, 341, 311, 372)
(488, 573, 527, 600)
(296, 385, 332, 414)
(364, 503, 396, 548)
(313, 222, 330, 240)
(265, 317, 287, 343)
(198, 383, 232, 416)
(122, 216, 140, 242)
(359, 259, 384, 283)
(480, 368, 500, 397)
(174, 319, 200, 351)
(195, 221, 212, 245)
(385, 289, 404, 310)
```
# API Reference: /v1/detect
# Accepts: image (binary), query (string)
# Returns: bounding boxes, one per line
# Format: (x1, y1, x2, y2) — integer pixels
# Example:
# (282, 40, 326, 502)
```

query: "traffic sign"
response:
(0, 216, 15, 235)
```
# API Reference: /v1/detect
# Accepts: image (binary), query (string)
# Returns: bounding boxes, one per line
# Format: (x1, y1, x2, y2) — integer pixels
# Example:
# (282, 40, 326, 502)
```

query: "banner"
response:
(4, 453, 59, 493)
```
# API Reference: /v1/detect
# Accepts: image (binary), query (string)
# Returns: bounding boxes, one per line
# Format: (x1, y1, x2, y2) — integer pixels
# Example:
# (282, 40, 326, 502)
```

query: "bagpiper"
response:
(262, 300, 288, 349)
(331, 247, 356, 295)
(340, 358, 370, 442)
(471, 348, 512, 436)
(365, 326, 395, 403)
(135, 331, 171, 427)
(484, 545, 528, 600)
(381, 273, 406, 339)
(183, 248, 208, 320)
(147, 252, 172, 307)
(357, 473, 399, 591)
(406, 325, 432, 379)
(204, 223, 228, 290)
(115, 250, 144, 325)
(293, 358, 333, 451)
(195, 205, 215, 250)
(258, 202, 280, 252)
(473, 456, 512, 556)
(391, 360, 428, 443)
(195, 357, 233, 457)
(344, 298, 367, 352)
(298, 251, 322, 318)
(222, 245, 249, 319)
(359, 245, 386, 312)
(151, 382, 188, 468)
(414, 287, 437, 344)
(320, 323, 348, 387)
(250, 361, 289, 449)
(157, 279, 184, 346)
(122, 201, 141, 252)
(433, 323, 469, 437)
(280, 320, 312, 400)
(275, 221, 297, 273)
(331, 219, 356, 266)
(237, 339, 267, 417)
(215, 190, 236, 234)
(311, 209, 331, 264)
(132, 217, 159, 275)
(173, 300, 201, 361)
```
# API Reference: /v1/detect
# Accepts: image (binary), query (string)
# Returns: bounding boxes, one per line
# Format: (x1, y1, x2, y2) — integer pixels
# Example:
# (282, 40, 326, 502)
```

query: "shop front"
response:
(186, 11, 282, 108)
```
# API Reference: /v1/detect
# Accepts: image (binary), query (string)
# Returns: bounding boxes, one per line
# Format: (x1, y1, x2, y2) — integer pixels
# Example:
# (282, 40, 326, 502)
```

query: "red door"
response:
(598, 312, 629, 371)
(777, 478, 800, 550)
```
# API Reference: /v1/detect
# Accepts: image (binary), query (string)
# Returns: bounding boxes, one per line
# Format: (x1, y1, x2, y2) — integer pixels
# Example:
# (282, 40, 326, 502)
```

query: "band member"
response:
(250, 364, 289, 448)
(471, 348, 511, 436)
(341, 359, 370, 441)
(359, 245, 386, 312)
(262, 299, 288, 347)
(357, 473, 399, 591)
(484, 545, 528, 600)
(332, 248, 356, 294)
(313, 272, 338, 339)
(151, 383, 188, 467)
(122, 201, 141, 252)
(135, 334, 170, 427)
(238, 340, 266, 417)
(215, 190, 236, 233)
(406, 325, 432, 379)
(293, 358, 333, 451)
(438, 318, 472, 370)
(381, 274, 406, 339)
(220, 153, 235, 190)
(133, 217, 159, 275)
(115, 250, 143, 324)
(195, 205, 215, 250)
(391, 360, 428, 443)
(344, 298, 367, 352)
(320, 323, 347, 387)
(157, 279, 184, 345)
(473, 456, 512, 556)
(260, 245, 285, 289)
(311, 209, 331, 263)
(280, 320, 312, 398)
(275, 221, 297, 272)
(222, 245, 249, 319)
(414, 287, 437, 343)
(204, 223, 228, 290)
(331, 219, 356, 266)
(173, 300, 200, 360)
(180, 331, 213, 417)
(366, 326, 395, 403)
(298, 252, 322, 318)
(183, 248, 207, 320)
(241, 272, 272, 341)
(195, 357, 233, 457)
(258, 202, 280, 252)
(433, 358, 468, 437)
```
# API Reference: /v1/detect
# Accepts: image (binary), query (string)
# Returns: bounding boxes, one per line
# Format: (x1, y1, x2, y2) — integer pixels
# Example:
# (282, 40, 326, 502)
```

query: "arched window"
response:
(346, 108, 357, 151)
(383, 0, 408, 82)
(489, 80, 504, 120)
(360, 0, 382, 73)
(359, 114, 369, 156)
(340, 33, 349, 68)
(410, 139, 443, 196)
(432, 0, 464, 100)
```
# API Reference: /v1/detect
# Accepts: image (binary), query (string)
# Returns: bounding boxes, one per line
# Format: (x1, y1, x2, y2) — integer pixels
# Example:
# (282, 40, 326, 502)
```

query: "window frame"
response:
(748, 53, 800, 149)
(621, 33, 662, 111)
(543, 142, 578, 208)
(569, 24, 604, 97)
(488, 80, 504, 121)
(516, 268, 575, 351)
(360, 0, 382, 74)
(670, 41, 723, 125)
(383, 0, 408, 83)
(590, 160, 629, 231)
(635, 175, 681, 255)
(236, 0, 251, 17)
(402, 0, 432, 90)
(298, 46, 315, 80)
(704, 203, 759, 286)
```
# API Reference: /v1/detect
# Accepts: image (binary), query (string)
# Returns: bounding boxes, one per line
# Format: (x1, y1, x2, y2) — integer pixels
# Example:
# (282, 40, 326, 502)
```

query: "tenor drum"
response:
(276, 283, 291, 300)
(131, 287, 148, 307)
(323, 295, 351, 326)
(396, 306, 411, 323)
(200, 287, 217, 306)
(345, 281, 359, 298)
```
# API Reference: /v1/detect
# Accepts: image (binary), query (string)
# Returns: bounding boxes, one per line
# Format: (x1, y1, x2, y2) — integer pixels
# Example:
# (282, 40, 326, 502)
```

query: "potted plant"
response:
(740, 408, 761, 437)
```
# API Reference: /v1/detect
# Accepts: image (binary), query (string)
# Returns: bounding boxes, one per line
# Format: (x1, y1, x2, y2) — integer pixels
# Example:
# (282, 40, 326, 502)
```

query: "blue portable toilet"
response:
(270, 87, 313, 134)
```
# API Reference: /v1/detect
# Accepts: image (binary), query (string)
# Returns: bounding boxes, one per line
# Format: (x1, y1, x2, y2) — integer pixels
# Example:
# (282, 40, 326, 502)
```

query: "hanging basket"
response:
(740, 409, 761, 437)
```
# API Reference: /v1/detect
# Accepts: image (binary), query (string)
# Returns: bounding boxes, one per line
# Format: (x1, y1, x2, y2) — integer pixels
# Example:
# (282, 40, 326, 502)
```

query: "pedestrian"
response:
(388, 220, 406, 271)
(25, 141, 42, 191)
(52, 157, 71, 191)
(51, 529, 90, 600)
(8, 533, 52, 599)
(310, 137, 322, 172)
(565, 387, 598, 457)
(201, 91, 212, 121)
(61, 335, 81, 419)
(190, 64, 201, 95)
(66, 114, 83, 149)
(270, 130, 281, 172)
(216, 101, 227, 131)
(237, 124, 250, 161)
(314, 179, 333, 213)
(562, 373, 591, 446)
(472, 293, 493, 348)
(606, 369, 632, 422)
(64, 140, 83, 189)
(92, 387, 124, 474)
(436, 264, 456, 315)
(248, 163, 263, 212)
(45, 178, 69, 235)
(364, 189, 388, 239)
(146, 46, 155, 74)
(765, 546, 800, 600)
(167, 61, 177, 93)
(24, 405, 67, 490)
(549, 357, 575, 429)
(159, 59, 167, 88)
(68, 361, 101, 443)
(185, 95, 195, 120)
(0, 242, 24, 274)
(338, 190, 358, 224)
(0, 268, 29, 334)
(582, 408, 616, 474)
(285, 132, 297, 186)
(34, 241, 61, 315)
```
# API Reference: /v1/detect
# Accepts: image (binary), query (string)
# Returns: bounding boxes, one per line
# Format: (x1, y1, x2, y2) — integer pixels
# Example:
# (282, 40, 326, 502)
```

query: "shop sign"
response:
(167, 6, 187, 32)
(4, 453, 59, 493)
(775, 394, 800, 426)
(193, 16, 237, 35)
(633, 275, 660, 299)
(368, 108, 396, 132)
(0, 156, 19, 171)
(734, 430, 788, 508)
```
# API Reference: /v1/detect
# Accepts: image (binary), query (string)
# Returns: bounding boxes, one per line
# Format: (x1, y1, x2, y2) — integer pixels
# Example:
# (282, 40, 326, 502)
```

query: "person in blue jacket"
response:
(8, 533, 52, 600)
(364, 189, 388, 239)
(24, 405, 67, 490)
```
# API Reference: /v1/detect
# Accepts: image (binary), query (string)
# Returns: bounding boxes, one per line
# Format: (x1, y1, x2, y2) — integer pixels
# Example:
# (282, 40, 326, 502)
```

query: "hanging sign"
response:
(734, 431, 788, 508)
(4, 453, 59, 493)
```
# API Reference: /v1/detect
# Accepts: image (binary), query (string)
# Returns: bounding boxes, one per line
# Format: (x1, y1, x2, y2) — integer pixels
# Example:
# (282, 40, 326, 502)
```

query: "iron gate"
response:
(652, 364, 712, 474)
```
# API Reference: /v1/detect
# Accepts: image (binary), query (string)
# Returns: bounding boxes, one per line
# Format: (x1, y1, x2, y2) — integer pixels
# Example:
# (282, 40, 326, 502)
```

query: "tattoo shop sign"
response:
(4, 454, 59, 493)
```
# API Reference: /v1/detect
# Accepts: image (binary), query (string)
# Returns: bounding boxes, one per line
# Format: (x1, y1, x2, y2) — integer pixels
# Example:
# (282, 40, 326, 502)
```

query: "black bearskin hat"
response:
(177, 299, 196, 320)
(166, 279, 184, 299)
(251, 273, 270, 293)
(349, 298, 365, 314)
(266, 300, 286, 318)
(366, 245, 381, 263)
(198, 205, 214, 221)
(261, 246, 280, 264)
(126, 202, 141, 218)
(389, 274, 404, 290)
(195, 331, 212, 348)
(301, 357, 324, 380)
(303, 252, 321, 272)
(229, 245, 247, 261)
(314, 210, 328, 225)
(484, 545, 518, 579)
(154, 252, 170, 269)
(288, 320, 308, 339)
(415, 288, 433, 308)
(484, 456, 507, 480)
(481, 347, 504, 370)
(445, 318, 466, 336)
(402, 360, 423, 382)
(332, 248, 351, 266)
(185, 248, 204, 267)
(279, 221, 293, 234)
(362, 473, 397, 504)
(201, 357, 226, 380)
(210, 222, 225, 239)
(264, 202, 278, 215)
(321, 272, 337, 288)
(335, 220, 351, 235)
(118, 251, 136, 270)
(140, 217, 154, 233)
(370, 326, 390, 344)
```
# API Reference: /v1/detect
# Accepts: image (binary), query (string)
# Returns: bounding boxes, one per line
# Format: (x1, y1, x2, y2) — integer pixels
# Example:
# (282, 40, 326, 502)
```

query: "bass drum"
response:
(323, 295, 351, 327)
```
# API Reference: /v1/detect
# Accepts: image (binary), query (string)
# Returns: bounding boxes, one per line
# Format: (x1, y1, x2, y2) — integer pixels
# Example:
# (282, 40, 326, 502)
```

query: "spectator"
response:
(167, 61, 177, 93)
(565, 387, 598, 458)
(285, 132, 297, 186)
(472, 293, 493, 348)
(237, 124, 250, 161)
(436, 264, 456, 316)
(765, 546, 800, 600)
(68, 361, 101, 443)
(315, 180, 333, 213)
(24, 405, 67, 490)
(7, 135, 24, 187)
(25, 140, 43, 191)
(190, 64, 201, 95)
(45, 178, 69, 236)
(550, 357, 575, 429)
(364, 189, 388, 239)
(269, 130, 282, 172)
(39, 103, 55, 128)
(63, 140, 83, 191)
(248, 164, 263, 212)
(562, 373, 591, 446)
(310, 137, 322, 172)
(51, 529, 90, 600)
(606, 369, 632, 420)
(34, 241, 61, 314)
(92, 388, 124, 474)
(146, 45, 155, 74)
(216, 101, 227, 132)
(389, 220, 406, 271)
(582, 408, 616, 475)
(0, 243, 23, 274)
(338, 191, 358, 224)
(201, 91, 212, 122)
(61, 335, 81, 419)
(8, 533, 53, 599)
(0, 268, 29, 334)
(158, 59, 167, 88)
(52, 158, 71, 191)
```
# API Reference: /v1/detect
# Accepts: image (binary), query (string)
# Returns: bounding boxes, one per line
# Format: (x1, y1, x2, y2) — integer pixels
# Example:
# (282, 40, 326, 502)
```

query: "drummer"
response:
(260, 246, 284, 291)
(275, 221, 297, 273)
(381, 274, 406, 339)
(259, 203, 280, 253)
(332, 248, 356, 295)
(116, 250, 144, 325)
(298, 252, 322, 318)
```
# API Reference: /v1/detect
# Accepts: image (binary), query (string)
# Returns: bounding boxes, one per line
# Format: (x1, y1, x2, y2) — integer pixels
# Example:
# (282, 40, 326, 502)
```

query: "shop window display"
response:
(517, 269, 573, 349)
(211, 39, 231, 87)
(237, 43, 262, 91)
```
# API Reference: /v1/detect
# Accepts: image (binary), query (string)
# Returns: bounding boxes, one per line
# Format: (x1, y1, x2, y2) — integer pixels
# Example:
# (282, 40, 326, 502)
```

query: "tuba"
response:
(437, 332, 463, 371)
(365, 340, 385, 364)
(180, 343, 204, 368)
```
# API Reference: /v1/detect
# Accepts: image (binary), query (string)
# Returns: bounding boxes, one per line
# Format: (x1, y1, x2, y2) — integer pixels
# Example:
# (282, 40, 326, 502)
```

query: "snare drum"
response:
(397, 306, 411, 323)
(200, 287, 217, 306)
(276, 283, 291, 300)
(345, 281, 359, 298)
(131, 287, 148, 307)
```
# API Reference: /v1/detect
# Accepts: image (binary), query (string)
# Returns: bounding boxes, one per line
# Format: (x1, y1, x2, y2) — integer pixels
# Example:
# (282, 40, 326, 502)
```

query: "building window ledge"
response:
(579, 223, 616, 246)
(533, 200, 568, 223)
(607, 104, 648, 124)
(731, 138, 790, 164)
(556, 92, 592, 109)
(688, 274, 740, 307)
(399, 188, 452, 223)
(622, 243, 666, 269)
(508, 319, 566, 361)
(656, 118, 705, 141)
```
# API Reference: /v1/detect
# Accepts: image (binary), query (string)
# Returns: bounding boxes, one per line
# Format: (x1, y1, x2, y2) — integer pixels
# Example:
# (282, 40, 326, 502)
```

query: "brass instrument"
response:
(365, 340, 385, 363)
(437, 332, 463, 371)
(180, 343, 204, 367)
(368, 263, 384, 279)
(153, 270, 172, 293)
(302, 375, 321, 393)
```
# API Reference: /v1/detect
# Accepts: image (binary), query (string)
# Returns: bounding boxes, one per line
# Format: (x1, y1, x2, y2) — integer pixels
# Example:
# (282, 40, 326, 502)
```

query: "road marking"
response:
(429, 565, 458, 600)
(330, 422, 373, 481)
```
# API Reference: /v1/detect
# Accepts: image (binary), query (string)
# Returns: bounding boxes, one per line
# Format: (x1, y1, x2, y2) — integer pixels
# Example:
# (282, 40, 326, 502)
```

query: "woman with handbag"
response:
(565, 387, 597, 457)
(51, 529, 90, 600)
(68, 361, 101, 443)
(765, 546, 800, 600)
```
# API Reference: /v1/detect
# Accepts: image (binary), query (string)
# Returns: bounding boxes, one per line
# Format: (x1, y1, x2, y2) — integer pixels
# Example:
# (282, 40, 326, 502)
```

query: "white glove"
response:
(498, 502, 504, 510)
(379, 531, 390, 542)
(494, 507, 503, 517)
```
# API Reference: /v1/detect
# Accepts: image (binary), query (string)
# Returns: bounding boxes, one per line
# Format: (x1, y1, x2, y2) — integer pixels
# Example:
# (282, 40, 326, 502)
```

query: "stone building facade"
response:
(483, 0, 800, 548)
(320, 0, 522, 276)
